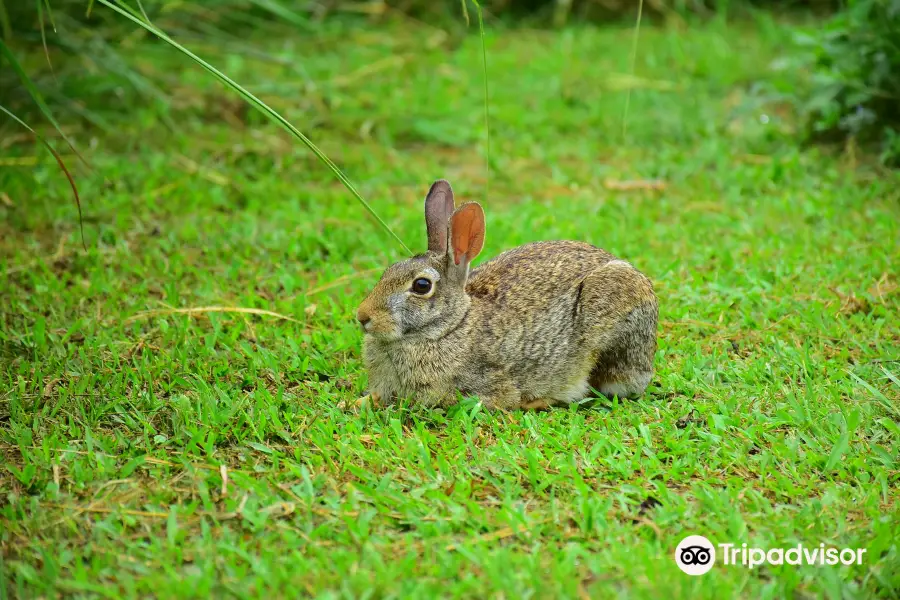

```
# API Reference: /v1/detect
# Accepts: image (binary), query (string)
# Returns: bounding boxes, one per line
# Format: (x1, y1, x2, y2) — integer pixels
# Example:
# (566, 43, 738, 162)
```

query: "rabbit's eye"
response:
(411, 278, 432, 295)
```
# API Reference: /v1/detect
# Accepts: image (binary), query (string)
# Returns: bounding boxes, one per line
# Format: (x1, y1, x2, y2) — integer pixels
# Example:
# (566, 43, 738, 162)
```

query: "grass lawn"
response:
(1, 11, 899, 599)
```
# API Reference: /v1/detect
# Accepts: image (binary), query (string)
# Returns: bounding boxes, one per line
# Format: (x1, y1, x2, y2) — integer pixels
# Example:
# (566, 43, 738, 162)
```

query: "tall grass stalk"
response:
(467, 0, 490, 204)
(96, 0, 412, 255)
(1, 105, 85, 248)
(622, 0, 644, 140)
(0, 0, 11, 41)
(1, 38, 88, 168)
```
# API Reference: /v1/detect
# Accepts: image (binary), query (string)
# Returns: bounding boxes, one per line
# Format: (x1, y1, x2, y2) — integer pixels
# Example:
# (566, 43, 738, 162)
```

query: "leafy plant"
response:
(796, 0, 900, 165)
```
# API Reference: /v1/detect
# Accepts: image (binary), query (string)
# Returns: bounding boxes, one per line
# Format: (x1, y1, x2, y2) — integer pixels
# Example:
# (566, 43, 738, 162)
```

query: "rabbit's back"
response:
(467, 240, 616, 304)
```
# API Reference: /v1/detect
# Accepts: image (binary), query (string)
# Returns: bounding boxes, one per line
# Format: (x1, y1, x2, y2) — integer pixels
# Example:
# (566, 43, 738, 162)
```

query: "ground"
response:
(1, 12, 899, 599)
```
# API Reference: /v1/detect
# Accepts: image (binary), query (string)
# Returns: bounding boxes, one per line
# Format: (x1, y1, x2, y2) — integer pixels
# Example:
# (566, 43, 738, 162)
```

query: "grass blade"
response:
(881, 366, 900, 390)
(0, 105, 85, 249)
(825, 430, 849, 471)
(37, 0, 54, 73)
(0, 38, 88, 169)
(0, 0, 11, 41)
(468, 0, 490, 203)
(622, 0, 644, 140)
(848, 370, 900, 419)
(136, 0, 152, 24)
(97, 0, 411, 255)
(43, 0, 57, 32)
(247, 0, 314, 31)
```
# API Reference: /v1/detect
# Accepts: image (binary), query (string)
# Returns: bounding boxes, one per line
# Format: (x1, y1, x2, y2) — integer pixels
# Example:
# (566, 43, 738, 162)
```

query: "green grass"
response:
(2, 13, 900, 599)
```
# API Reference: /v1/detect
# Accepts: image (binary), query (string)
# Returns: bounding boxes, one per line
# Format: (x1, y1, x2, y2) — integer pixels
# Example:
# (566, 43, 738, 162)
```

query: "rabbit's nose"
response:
(357, 311, 371, 331)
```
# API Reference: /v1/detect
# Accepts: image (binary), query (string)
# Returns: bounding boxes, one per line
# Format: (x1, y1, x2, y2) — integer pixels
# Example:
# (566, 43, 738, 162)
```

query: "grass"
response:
(2, 12, 900, 599)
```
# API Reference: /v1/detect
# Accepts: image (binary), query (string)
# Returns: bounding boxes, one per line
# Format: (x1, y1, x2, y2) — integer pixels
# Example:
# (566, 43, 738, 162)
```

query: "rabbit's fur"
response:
(356, 179, 658, 410)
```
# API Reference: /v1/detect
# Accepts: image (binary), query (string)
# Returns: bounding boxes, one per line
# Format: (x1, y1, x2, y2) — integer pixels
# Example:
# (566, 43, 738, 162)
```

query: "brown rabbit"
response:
(355, 179, 658, 410)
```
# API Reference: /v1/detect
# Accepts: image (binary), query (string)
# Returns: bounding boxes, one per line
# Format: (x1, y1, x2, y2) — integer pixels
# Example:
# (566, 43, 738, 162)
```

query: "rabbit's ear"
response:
(424, 179, 455, 253)
(449, 202, 485, 267)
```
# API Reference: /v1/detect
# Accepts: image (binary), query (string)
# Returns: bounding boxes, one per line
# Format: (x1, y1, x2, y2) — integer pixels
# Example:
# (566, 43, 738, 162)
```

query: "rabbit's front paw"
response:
(519, 399, 555, 411)
(338, 391, 382, 411)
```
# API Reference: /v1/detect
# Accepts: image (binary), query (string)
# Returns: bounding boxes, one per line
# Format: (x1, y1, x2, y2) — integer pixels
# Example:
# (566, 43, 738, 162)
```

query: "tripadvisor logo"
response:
(675, 535, 716, 576)
(674, 535, 867, 576)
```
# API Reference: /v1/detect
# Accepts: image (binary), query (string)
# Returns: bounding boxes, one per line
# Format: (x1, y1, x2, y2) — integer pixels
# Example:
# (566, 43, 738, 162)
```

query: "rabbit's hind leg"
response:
(577, 262, 658, 400)
(587, 301, 657, 399)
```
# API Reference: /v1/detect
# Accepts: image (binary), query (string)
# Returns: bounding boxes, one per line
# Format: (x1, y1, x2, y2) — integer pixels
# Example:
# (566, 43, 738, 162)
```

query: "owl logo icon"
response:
(675, 535, 716, 575)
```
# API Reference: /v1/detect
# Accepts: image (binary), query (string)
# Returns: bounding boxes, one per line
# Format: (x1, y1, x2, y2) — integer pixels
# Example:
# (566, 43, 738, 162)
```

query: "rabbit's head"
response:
(356, 180, 485, 342)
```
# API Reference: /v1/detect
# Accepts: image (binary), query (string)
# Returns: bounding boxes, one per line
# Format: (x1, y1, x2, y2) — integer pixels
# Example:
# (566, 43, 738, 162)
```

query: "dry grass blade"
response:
(43, 503, 170, 519)
(0, 444, 231, 473)
(305, 268, 382, 295)
(604, 178, 667, 191)
(0, 156, 39, 166)
(445, 525, 517, 551)
(605, 73, 675, 91)
(329, 55, 408, 88)
(2, 235, 66, 277)
(220, 465, 228, 496)
(124, 306, 302, 324)
(173, 155, 231, 186)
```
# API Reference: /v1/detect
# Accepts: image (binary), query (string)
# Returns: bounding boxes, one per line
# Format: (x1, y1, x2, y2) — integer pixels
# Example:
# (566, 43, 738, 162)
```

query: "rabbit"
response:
(354, 179, 658, 410)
